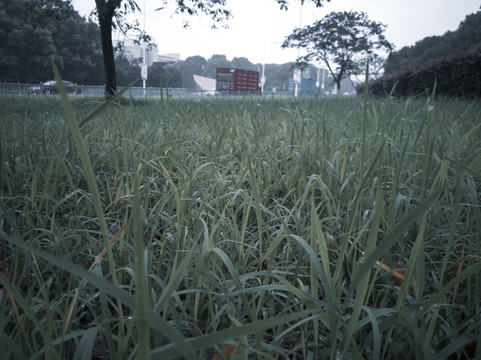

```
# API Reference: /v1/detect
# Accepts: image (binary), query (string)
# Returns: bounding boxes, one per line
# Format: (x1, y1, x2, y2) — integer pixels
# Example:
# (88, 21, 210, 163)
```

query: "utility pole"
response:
(141, 4, 164, 96)
(142, 2, 147, 96)
(294, 3, 303, 98)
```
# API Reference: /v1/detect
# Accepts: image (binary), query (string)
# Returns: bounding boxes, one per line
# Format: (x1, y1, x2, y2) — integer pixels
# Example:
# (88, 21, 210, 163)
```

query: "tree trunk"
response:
(336, 80, 341, 94)
(96, 1, 117, 96)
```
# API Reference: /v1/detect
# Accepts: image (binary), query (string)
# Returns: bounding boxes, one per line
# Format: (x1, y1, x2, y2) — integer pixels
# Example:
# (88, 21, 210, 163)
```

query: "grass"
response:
(0, 83, 480, 359)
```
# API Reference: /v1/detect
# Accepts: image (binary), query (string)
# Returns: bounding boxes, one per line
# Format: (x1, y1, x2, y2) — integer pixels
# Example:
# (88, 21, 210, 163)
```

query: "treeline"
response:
(360, 47, 481, 97)
(384, 8, 481, 74)
(361, 7, 481, 97)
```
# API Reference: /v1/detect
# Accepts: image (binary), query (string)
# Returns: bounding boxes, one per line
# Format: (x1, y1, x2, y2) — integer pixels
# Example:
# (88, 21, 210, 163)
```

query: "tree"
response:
(0, 0, 102, 84)
(263, 62, 295, 91)
(115, 52, 140, 86)
(202, 54, 231, 78)
(384, 7, 481, 74)
(456, 7, 481, 49)
(0, 0, 61, 82)
(147, 63, 182, 88)
(282, 11, 392, 93)
(178, 56, 206, 88)
(95, 0, 122, 95)
(231, 57, 257, 71)
(183, 56, 207, 75)
(349, 53, 386, 87)
(53, 10, 103, 84)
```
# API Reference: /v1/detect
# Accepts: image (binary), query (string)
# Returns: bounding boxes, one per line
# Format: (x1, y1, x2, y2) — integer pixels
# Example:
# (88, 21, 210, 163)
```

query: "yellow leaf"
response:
(211, 344, 240, 360)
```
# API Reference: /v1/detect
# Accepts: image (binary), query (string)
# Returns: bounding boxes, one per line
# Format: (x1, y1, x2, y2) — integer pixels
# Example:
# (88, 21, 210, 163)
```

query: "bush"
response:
(358, 47, 481, 97)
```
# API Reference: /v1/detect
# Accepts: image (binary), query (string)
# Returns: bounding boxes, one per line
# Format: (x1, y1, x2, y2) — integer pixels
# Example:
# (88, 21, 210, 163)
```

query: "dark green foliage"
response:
(263, 62, 296, 91)
(54, 14, 104, 85)
(178, 55, 207, 88)
(384, 7, 481, 74)
(362, 7, 481, 98)
(147, 63, 182, 88)
(359, 47, 481, 97)
(115, 53, 141, 86)
(201, 54, 231, 78)
(230, 56, 258, 71)
(0, 0, 102, 84)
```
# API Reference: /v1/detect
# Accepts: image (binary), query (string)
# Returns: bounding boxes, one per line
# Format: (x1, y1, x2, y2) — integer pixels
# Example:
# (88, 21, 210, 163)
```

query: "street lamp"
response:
(294, 2, 303, 97)
(293, 68, 301, 97)
(142, 4, 164, 95)
(261, 42, 278, 93)
(316, 67, 326, 94)
(261, 63, 265, 93)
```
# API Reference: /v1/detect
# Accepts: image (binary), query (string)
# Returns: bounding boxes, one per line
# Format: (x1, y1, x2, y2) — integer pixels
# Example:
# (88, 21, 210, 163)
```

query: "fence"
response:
(0, 82, 293, 98)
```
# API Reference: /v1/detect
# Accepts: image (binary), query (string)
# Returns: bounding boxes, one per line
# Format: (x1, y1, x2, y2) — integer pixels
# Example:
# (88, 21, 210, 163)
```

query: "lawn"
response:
(0, 88, 480, 359)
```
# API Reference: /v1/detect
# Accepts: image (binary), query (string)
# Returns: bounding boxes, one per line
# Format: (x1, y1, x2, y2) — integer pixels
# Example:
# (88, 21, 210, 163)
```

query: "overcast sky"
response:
(72, 0, 481, 64)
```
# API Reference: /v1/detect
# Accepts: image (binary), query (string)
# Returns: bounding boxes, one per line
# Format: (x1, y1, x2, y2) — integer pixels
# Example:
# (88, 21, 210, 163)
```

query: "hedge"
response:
(358, 47, 481, 97)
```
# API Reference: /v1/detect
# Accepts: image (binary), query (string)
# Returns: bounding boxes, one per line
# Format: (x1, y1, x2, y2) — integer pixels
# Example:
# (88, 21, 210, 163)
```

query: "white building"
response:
(122, 41, 179, 65)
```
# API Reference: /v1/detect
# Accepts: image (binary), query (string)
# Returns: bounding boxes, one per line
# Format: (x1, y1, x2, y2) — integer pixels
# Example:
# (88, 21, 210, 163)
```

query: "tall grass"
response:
(0, 84, 480, 359)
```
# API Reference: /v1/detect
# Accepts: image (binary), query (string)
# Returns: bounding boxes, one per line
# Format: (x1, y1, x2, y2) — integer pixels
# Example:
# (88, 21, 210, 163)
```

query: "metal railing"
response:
(0, 82, 293, 98)
(0, 82, 104, 96)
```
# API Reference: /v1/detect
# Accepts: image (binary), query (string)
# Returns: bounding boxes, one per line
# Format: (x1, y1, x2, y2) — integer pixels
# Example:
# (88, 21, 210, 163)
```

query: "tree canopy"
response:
(282, 10, 392, 92)
(0, 0, 102, 84)
(147, 63, 181, 88)
(201, 54, 230, 78)
(384, 7, 481, 74)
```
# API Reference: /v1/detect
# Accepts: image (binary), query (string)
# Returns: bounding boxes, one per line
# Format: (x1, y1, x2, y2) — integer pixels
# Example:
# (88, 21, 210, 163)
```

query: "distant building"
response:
(287, 68, 355, 95)
(122, 40, 179, 65)
(216, 68, 261, 93)
(157, 53, 180, 63)
(193, 74, 216, 91)
(288, 78, 317, 95)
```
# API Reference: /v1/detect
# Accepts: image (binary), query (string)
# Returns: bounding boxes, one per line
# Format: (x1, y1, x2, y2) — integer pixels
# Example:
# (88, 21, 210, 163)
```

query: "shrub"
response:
(358, 47, 481, 97)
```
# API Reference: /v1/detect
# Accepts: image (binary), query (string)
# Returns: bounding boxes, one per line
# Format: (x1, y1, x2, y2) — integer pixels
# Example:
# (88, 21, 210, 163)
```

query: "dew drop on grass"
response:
(362, 209, 370, 222)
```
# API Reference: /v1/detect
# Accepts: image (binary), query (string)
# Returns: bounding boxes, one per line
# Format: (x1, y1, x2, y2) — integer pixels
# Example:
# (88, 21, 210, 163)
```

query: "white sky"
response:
(72, 0, 481, 64)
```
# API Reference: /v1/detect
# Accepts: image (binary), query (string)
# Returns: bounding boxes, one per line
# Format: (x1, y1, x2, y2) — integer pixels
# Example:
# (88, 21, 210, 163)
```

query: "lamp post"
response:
(294, 2, 303, 98)
(261, 63, 265, 93)
(316, 67, 326, 95)
(293, 68, 301, 97)
(321, 67, 325, 91)
(142, 3, 164, 95)
(261, 42, 279, 93)
(142, 3, 147, 95)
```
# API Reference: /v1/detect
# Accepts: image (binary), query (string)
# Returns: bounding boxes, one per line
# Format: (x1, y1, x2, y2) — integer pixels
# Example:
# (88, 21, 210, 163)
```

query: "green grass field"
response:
(1, 88, 480, 359)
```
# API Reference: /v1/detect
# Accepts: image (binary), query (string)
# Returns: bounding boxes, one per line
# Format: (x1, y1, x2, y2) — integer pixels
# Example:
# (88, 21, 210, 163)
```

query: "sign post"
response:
(141, 64, 148, 82)
(293, 69, 301, 97)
